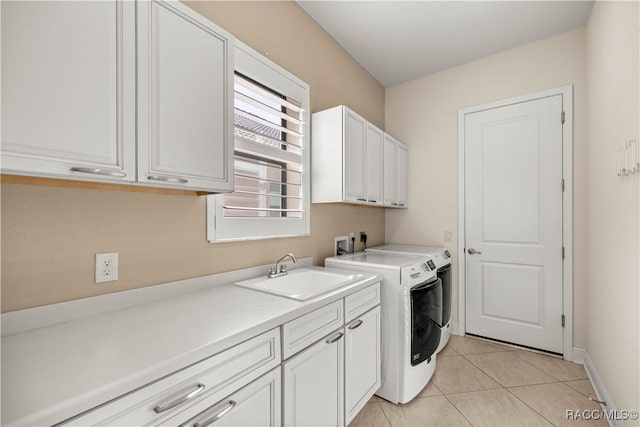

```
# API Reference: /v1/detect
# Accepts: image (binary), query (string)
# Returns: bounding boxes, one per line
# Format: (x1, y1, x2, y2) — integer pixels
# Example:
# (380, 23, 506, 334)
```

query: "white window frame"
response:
(207, 41, 310, 242)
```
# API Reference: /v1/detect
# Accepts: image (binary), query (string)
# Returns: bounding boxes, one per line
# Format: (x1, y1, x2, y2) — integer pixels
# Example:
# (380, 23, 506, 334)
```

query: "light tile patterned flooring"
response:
(350, 335, 606, 427)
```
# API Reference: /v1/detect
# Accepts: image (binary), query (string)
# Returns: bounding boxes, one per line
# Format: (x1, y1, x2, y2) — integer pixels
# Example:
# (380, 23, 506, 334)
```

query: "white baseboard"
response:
(450, 321, 460, 335)
(576, 348, 621, 427)
(572, 347, 586, 364)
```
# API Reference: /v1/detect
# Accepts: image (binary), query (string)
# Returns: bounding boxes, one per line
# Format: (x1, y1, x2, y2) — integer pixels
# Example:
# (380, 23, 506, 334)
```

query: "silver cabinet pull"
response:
(325, 332, 344, 344)
(467, 248, 482, 255)
(356, 198, 367, 202)
(398, 203, 406, 207)
(391, 203, 399, 206)
(348, 320, 363, 330)
(147, 175, 189, 184)
(70, 167, 126, 177)
(368, 199, 377, 203)
(154, 383, 205, 413)
(192, 400, 236, 427)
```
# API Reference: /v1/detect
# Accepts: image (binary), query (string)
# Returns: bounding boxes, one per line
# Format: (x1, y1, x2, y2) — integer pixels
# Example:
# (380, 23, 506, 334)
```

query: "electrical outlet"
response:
(95, 252, 118, 283)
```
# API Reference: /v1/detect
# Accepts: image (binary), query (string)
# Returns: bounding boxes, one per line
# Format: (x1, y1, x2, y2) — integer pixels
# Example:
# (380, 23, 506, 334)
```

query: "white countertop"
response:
(1, 264, 379, 426)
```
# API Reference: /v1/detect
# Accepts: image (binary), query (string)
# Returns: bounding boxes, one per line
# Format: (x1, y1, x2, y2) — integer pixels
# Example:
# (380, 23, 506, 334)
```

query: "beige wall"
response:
(385, 28, 589, 348)
(0, 1, 386, 312)
(586, 1, 639, 418)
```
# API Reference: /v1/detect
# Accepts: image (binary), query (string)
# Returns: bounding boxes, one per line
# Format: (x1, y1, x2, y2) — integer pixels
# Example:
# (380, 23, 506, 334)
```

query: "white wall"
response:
(385, 28, 588, 347)
(586, 1, 639, 419)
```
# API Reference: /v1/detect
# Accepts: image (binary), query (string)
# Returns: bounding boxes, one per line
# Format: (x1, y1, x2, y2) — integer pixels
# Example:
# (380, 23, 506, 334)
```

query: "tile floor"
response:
(350, 335, 606, 427)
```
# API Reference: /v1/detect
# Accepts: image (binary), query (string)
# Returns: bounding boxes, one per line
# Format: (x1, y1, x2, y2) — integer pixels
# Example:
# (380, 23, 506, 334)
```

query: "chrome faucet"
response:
(268, 253, 297, 278)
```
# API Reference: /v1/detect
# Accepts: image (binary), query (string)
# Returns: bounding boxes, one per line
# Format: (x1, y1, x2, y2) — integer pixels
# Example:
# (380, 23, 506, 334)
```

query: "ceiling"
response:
(297, 1, 594, 87)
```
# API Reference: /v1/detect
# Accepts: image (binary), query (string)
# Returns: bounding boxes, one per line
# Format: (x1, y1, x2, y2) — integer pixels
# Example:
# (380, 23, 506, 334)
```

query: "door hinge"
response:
(561, 178, 565, 192)
(561, 111, 565, 124)
(562, 246, 565, 259)
(562, 314, 565, 327)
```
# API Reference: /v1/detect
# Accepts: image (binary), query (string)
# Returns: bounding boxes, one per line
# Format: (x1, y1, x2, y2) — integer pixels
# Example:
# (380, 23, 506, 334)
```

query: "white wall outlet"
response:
(95, 252, 119, 283)
(444, 230, 453, 242)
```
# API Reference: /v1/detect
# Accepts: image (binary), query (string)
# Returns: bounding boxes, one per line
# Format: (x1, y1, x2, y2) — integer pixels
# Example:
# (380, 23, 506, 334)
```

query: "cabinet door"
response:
(164, 368, 281, 427)
(1, 1, 136, 182)
(383, 134, 397, 206)
(343, 109, 367, 203)
(345, 307, 381, 425)
(366, 125, 384, 205)
(137, 0, 234, 192)
(396, 142, 409, 208)
(283, 330, 344, 427)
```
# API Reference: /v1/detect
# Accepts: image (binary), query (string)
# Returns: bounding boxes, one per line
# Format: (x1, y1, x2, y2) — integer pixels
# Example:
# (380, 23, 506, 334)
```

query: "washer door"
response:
(438, 264, 452, 326)
(410, 278, 442, 366)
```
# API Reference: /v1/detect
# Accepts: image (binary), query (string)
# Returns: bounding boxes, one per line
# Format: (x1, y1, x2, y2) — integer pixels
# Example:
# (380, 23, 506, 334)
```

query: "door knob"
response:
(467, 248, 482, 255)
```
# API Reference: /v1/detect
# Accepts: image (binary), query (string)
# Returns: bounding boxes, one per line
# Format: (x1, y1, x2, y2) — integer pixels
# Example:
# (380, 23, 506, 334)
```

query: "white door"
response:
(464, 95, 564, 353)
(345, 307, 381, 425)
(137, 0, 234, 192)
(343, 109, 367, 203)
(1, 0, 136, 182)
(283, 330, 344, 427)
(366, 125, 384, 205)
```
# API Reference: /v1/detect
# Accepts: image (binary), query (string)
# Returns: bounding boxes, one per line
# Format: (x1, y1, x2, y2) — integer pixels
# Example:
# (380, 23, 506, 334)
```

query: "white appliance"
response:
(325, 252, 442, 404)
(366, 244, 452, 354)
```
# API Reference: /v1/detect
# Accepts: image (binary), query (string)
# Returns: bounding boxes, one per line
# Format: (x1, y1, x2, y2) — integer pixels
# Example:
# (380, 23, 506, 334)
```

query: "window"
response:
(207, 41, 310, 242)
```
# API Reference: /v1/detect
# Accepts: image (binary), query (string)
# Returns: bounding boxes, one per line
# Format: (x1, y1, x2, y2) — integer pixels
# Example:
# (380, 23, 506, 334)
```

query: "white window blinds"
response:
(222, 73, 305, 218)
(207, 41, 309, 242)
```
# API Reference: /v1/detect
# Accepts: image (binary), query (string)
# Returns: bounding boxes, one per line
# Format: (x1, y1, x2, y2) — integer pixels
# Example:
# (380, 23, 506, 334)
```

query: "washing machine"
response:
(366, 244, 452, 353)
(325, 252, 442, 404)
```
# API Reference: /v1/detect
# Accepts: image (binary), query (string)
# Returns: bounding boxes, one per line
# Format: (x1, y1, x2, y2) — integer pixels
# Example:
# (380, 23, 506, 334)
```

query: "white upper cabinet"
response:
(343, 109, 367, 202)
(312, 106, 386, 206)
(383, 133, 408, 208)
(383, 134, 397, 206)
(365, 124, 384, 205)
(1, 0, 136, 182)
(395, 142, 409, 207)
(1, 0, 234, 192)
(137, 1, 234, 192)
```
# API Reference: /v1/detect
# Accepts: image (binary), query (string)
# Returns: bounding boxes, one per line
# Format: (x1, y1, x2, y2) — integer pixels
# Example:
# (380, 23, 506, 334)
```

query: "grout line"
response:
(374, 400, 393, 427)
(461, 351, 561, 387)
(374, 398, 394, 427)
(504, 386, 557, 426)
(441, 391, 475, 426)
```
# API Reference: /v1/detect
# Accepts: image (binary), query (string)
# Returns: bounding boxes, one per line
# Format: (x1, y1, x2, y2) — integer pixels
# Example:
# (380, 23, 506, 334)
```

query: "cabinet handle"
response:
(368, 199, 377, 203)
(356, 198, 367, 202)
(325, 332, 344, 344)
(398, 203, 406, 207)
(191, 400, 236, 427)
(391, 203, 399, 206)
(153, 383, 205, 413)
(70, 167, 126, 178)
(147, 175, 189, 184)
(348, 320, 363, 330)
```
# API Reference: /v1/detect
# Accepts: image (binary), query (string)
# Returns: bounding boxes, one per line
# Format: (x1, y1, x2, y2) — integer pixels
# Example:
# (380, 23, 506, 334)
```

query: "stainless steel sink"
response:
(234, 268, 363, 301)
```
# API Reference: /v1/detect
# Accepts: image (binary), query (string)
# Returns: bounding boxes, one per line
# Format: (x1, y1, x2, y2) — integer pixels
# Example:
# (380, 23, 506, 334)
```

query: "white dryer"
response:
(366, 244, 452, 353)
(325, 252, 442, 404)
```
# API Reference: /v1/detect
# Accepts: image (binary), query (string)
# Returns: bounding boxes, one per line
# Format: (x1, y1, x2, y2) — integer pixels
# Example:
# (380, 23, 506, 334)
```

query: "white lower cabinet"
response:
(165, 367, 281, 427)
(282, 283, 381, 427)
(64, 329, 280, 426)
(345, 306, 382, 424)
(58, 284, 380, 427)
(283, 330, 345, 427)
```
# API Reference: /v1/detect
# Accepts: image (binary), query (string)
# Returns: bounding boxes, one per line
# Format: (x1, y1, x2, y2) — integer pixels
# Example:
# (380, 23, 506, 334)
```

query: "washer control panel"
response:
(404, 263, 437, 285)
